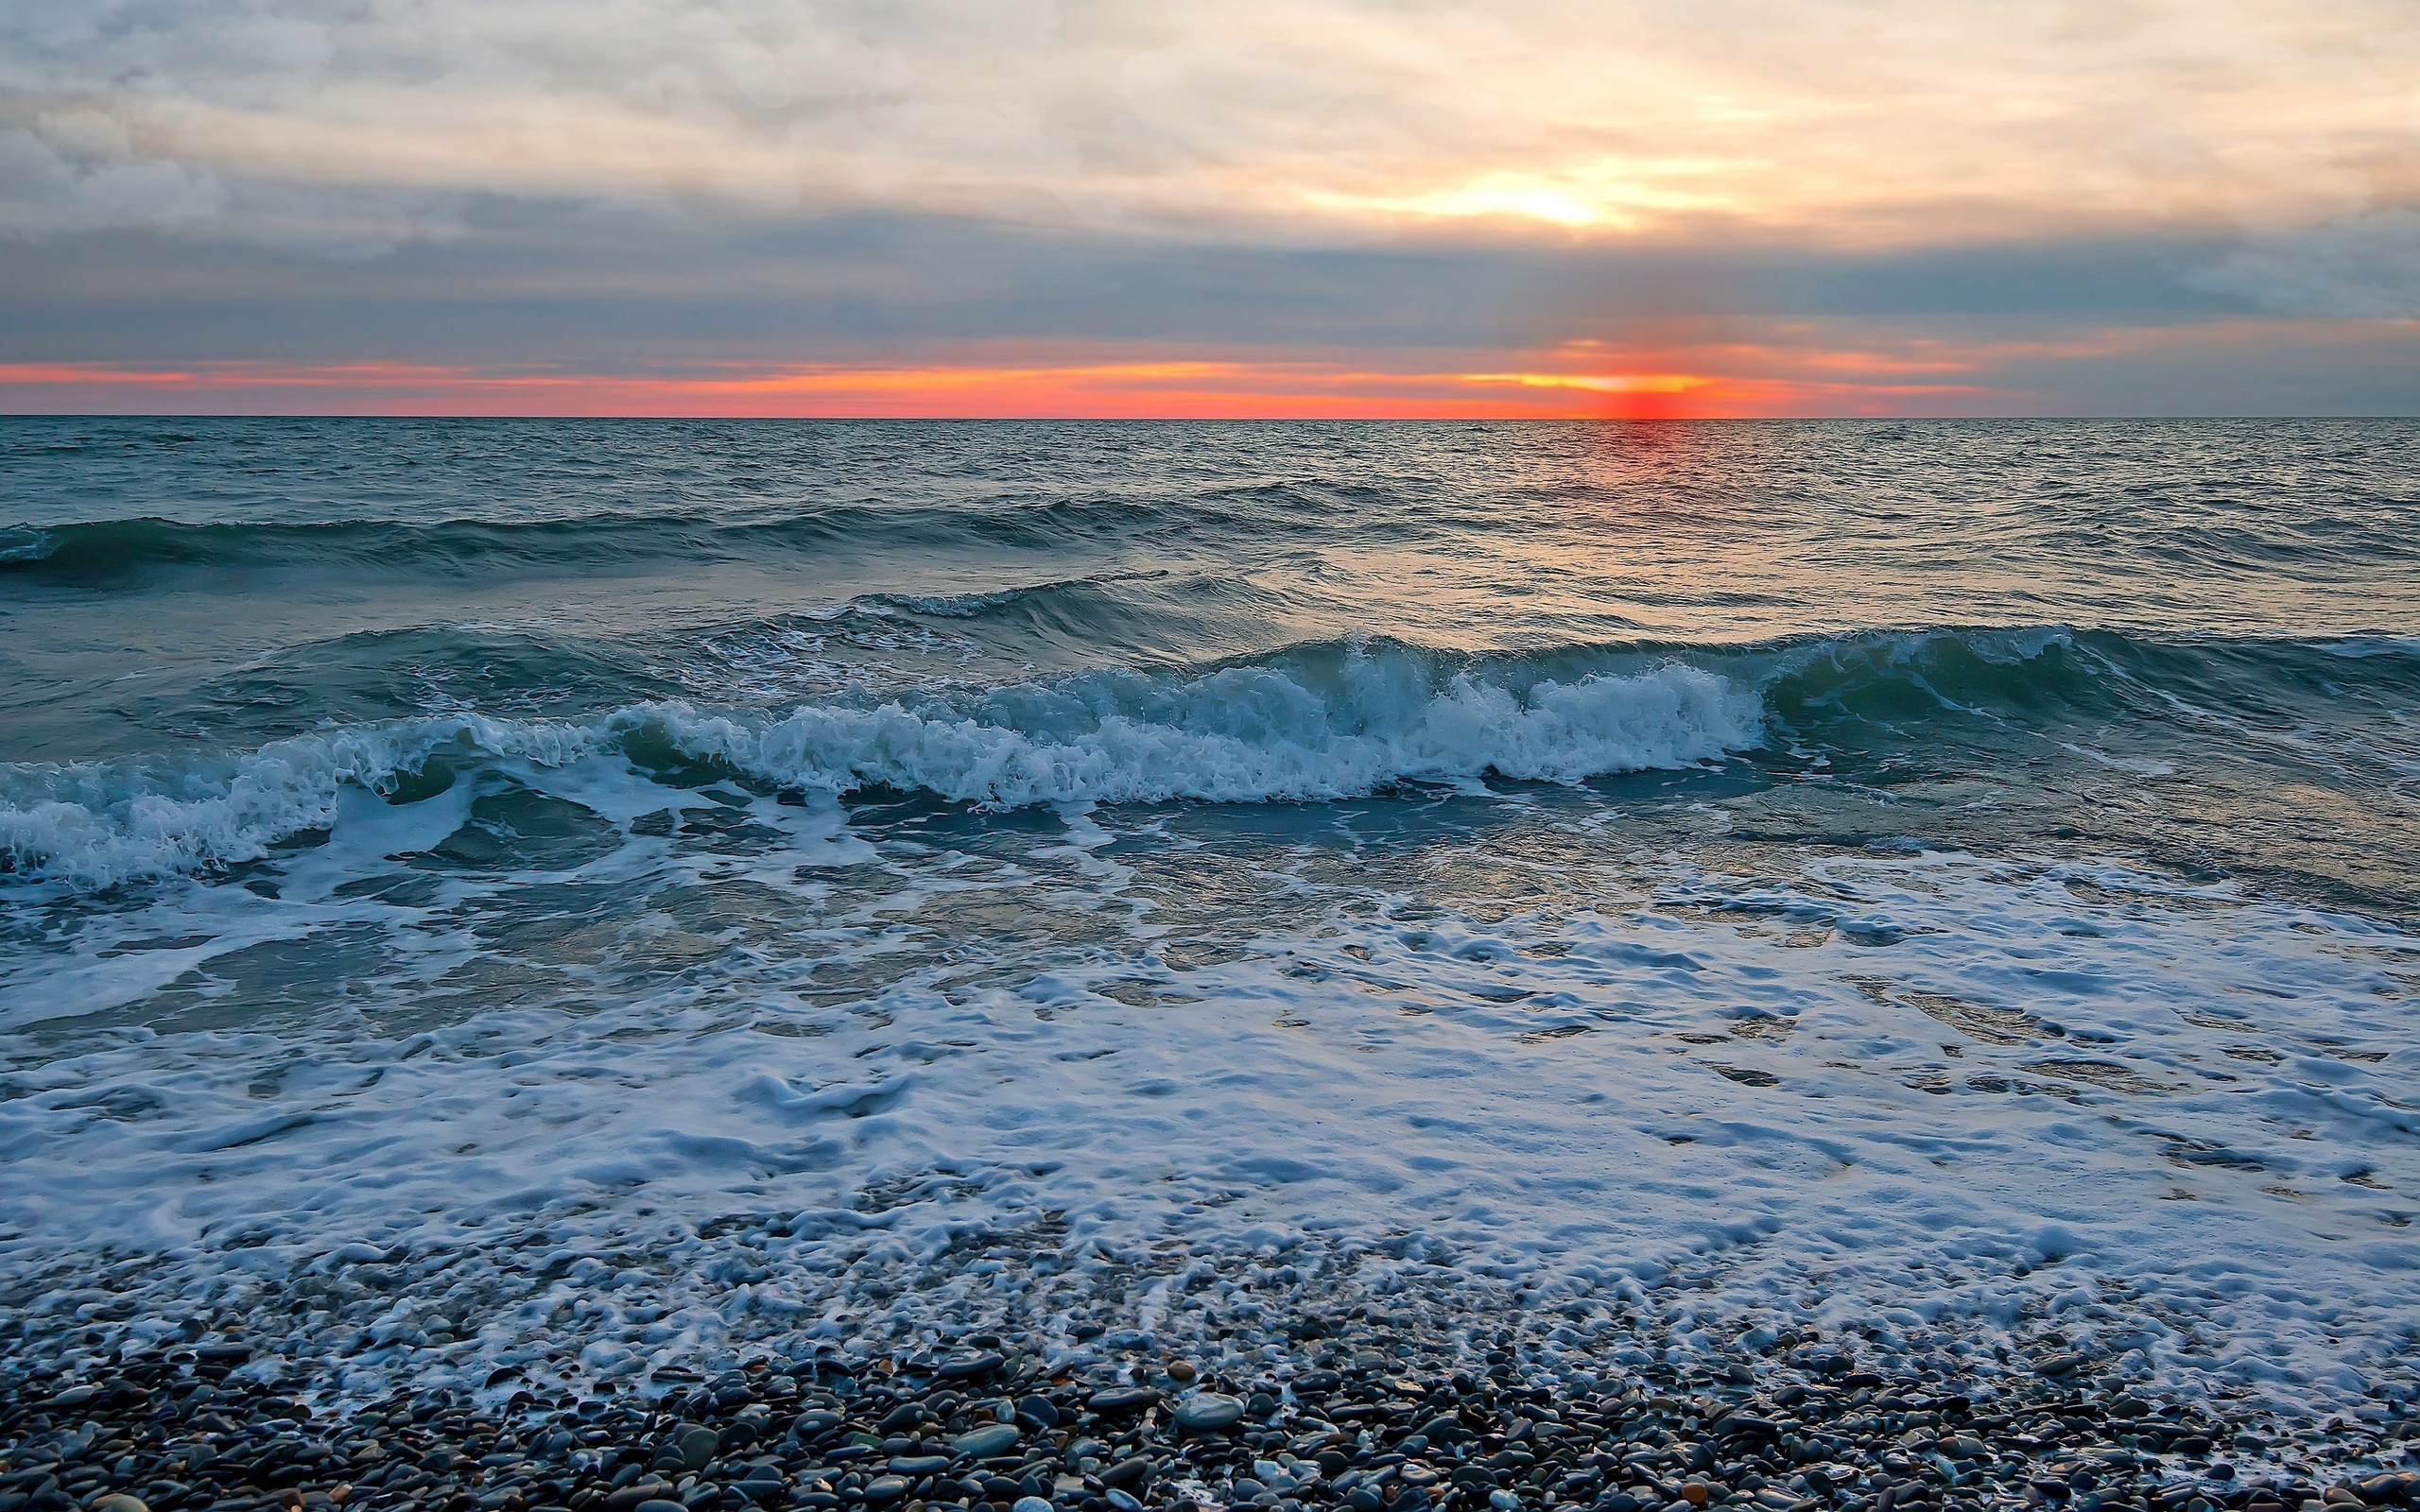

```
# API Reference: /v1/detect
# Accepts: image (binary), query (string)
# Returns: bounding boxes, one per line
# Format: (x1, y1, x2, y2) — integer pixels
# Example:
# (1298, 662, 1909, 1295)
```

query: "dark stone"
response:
(1175, 1397, 1247, 1433)
(956, 1427, 1022, 1460)
(937, 1354, 1007, 1383)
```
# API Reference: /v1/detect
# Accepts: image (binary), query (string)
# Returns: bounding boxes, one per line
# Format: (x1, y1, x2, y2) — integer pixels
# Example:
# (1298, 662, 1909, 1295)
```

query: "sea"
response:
(2, 417, 2415, 1408)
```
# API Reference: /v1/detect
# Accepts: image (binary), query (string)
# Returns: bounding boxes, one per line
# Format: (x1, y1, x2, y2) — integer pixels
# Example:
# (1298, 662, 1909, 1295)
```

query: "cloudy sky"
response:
(3, 0, 2415, 415)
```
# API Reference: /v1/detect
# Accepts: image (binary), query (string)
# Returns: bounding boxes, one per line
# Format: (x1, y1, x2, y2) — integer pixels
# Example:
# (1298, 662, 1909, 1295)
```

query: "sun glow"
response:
(1304, 162, 1737, 231)
(1461, 372, 1712, 394)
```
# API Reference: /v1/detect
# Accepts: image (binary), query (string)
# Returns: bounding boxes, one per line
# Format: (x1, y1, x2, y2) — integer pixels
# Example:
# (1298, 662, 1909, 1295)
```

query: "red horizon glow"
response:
(0, 358, 2017, 420)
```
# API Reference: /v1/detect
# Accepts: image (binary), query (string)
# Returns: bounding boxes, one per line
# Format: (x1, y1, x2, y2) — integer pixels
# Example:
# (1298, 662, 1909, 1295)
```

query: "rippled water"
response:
(2, 418, 2415, 1403)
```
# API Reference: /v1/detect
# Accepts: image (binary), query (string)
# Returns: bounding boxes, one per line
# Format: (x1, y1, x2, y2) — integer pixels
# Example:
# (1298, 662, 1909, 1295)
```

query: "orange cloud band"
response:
(0, 358, 2013, 419)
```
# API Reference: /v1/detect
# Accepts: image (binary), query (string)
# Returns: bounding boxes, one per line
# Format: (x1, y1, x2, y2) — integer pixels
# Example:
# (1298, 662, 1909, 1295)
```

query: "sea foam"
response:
(0, 647, 1760, 891)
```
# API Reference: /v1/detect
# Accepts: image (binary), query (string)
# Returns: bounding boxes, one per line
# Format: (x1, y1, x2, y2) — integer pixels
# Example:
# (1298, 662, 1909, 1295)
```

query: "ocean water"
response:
(2, 418, 2416, 1405)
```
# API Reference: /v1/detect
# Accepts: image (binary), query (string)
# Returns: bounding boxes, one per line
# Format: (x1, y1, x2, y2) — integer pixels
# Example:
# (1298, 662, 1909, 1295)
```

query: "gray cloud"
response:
(0, 114, 226, 238)
(2, 0, 2413, 414)
(2, 0, 2414, 253)
(2189, 212, 2420, 320)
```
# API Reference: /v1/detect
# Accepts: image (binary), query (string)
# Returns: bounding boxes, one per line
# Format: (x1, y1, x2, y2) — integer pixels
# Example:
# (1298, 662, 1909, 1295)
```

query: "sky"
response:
(2, 0, 2416, 417)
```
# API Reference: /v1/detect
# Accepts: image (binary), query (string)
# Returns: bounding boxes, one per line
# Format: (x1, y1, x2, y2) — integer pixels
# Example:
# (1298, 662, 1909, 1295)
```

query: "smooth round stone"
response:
(1013, 1500, 1056, 1512)
(676, 1424, 721, 1470)
(863, 1477, 910, 1505)
(1175, 1395, 1248, 1432)
(938, 1351, 1007, 1382)
(92, 1499, 147, 1512)
(956, 1425, 1023, 1459)
(890, 1456, 953, 1476)
(635, 1501, 687, 1512)
(1106, 1492, 1145, 1512)
(1091, 1388, 1161, 1414)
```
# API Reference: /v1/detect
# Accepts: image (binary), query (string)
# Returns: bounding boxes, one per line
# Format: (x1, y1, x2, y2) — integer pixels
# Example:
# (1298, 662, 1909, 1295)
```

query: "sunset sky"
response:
(4, 0, 2415, 416)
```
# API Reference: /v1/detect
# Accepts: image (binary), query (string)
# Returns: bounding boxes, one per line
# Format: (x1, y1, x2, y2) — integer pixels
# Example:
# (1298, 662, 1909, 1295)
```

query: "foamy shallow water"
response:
(5, 418, 2418, 1417)
(4, 765, 2413, 1407)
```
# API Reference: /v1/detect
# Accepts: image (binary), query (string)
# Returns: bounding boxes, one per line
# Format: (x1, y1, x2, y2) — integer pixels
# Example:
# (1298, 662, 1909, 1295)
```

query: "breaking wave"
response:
(0, 643, 1761, 890)
(10, 623, 2415, 894)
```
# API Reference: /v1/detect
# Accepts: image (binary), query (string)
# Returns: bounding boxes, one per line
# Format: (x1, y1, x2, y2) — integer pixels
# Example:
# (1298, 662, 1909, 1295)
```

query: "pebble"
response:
(1174, 1392, 1248, 1430)
(1099, 1457, 1152, 1491)
(3, 1308, 2412, 1512)
(935, 1351, 1006, 1382)
(954, 1423, 1023, 1458)
(1089, 1386, 1159, 1414)
(673, 1423, 720, 1469)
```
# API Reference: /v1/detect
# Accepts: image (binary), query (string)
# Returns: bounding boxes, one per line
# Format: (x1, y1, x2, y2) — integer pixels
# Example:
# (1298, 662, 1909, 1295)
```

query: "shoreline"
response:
(7, 1240, 2416, 1512)
(5, 1327, 2414, 1512)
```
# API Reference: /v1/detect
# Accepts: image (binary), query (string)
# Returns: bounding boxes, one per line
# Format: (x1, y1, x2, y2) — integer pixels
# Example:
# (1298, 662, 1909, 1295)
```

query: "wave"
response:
(9, 626, 2414, 895)
(0, 496, 1313, 581)
(0, 643, 1761, 890)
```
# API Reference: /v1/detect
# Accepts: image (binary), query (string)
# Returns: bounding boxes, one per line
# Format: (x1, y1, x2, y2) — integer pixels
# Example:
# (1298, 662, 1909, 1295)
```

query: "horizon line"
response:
(5, 410, 2415, 421)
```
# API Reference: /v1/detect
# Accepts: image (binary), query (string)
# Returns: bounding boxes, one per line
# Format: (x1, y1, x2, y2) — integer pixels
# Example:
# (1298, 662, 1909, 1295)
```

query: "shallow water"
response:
(2, 418, 2416, 1403)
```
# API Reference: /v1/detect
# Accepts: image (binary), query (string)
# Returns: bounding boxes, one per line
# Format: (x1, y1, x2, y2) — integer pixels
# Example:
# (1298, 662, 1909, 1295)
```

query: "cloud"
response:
(1, 0, 2415, 254)
(2, 0, 2412, 414)
(0, 113, 226, 238)
(4, 315, 2412, 418)
(2189, 212, 2420, 319)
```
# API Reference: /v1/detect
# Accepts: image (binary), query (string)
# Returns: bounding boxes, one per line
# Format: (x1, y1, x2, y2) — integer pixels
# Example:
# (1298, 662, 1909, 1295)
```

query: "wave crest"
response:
(0, 645, 1762, 890)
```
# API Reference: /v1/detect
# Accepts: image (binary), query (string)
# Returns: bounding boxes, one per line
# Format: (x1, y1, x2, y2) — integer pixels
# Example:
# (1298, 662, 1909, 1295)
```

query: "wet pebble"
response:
(1176, 1393, 1248, 1431)
(955, 1423, 1022, 1458)
(2, 1307, 2412, 1512)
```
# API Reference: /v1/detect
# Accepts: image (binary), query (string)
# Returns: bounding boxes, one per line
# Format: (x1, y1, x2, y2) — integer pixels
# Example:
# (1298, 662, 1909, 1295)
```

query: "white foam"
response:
(2, 782, 2413, 1408)
(0, 647, 1760, 890)
(0, 715, 595, 891)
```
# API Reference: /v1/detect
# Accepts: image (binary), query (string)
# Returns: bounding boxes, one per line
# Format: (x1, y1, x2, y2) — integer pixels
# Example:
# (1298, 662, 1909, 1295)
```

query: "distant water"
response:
(3, 419, 2416, 1402)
